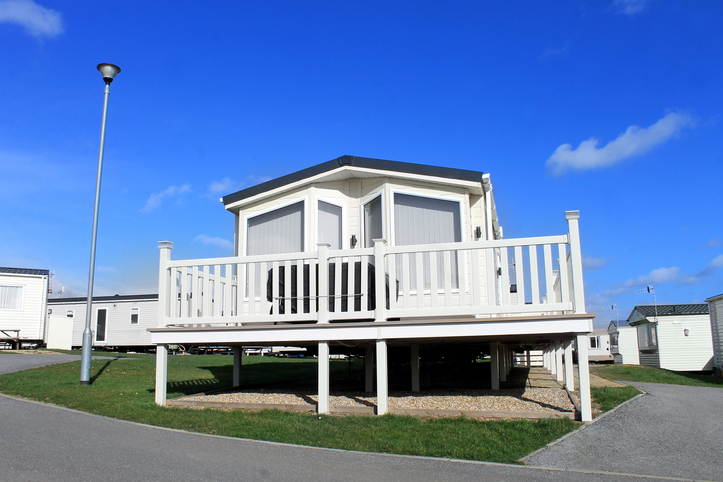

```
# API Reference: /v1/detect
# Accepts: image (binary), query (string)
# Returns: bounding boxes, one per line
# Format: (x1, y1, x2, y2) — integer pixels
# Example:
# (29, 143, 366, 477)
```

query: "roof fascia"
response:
(224, 163, 484, 212)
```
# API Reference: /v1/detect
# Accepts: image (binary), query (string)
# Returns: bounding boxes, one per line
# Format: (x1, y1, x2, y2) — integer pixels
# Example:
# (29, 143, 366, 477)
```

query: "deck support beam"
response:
(376, 339, 388, 415)
(555, 341, 564, 382)
(365, 345, 374, 392)
(233, 346, 242, 387)
(411, 344, 420, 392)
(564, 339, 574, 391)
(490, 341, 500, 389)
(576, 334, 592, 422)
(318, 341, 330, 414)
(500, 345, 507, 382)
(155, 344, 168, 406)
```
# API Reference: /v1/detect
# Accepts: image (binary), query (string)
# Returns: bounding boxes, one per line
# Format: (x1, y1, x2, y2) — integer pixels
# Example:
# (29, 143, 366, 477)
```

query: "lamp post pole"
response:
(81, 63, 121, 385)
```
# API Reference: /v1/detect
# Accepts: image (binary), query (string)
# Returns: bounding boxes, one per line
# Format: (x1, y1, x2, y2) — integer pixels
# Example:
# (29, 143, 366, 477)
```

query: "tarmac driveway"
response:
(524, 382, 723, 481)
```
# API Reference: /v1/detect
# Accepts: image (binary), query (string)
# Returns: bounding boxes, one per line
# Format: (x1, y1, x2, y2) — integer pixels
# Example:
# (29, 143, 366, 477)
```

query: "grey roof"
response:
(222, 155, 485, 206)
(0, 267, 50, 276)
(48, 294, 158, 304)
(629, 304, 709, 322)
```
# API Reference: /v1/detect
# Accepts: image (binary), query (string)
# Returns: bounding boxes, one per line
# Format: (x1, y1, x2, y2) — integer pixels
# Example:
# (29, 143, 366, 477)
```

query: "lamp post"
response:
(81, 63, 121, 385)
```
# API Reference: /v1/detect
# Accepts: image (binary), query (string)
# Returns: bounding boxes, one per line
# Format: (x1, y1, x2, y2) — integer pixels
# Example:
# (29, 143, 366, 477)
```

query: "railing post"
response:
(565, 211, 586, 314)
(317, 243, 330, 324)
(157, 241, 173, 327)
(373, 238, 387, 322)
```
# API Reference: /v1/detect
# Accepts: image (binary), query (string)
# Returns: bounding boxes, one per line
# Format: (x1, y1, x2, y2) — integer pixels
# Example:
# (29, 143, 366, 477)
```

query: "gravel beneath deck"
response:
(179, 387, 577, 415)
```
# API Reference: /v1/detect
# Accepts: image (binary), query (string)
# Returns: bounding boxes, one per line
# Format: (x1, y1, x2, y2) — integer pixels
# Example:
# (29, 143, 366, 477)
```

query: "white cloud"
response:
(140, 184, 192, 213)
(546, 112, 693, 176)
(703, 238, 723, 249)
(207, 177, 240, 197)
(613, 0, 647, 15)
(582, 254, 612, 271)
(0, 0, 63, 38)
(697, 254, 723, 277)
(194, 234, 233, 251)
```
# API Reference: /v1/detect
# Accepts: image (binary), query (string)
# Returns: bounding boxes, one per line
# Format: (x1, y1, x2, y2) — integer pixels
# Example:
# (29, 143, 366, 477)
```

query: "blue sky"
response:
(1, 0, 721, 328)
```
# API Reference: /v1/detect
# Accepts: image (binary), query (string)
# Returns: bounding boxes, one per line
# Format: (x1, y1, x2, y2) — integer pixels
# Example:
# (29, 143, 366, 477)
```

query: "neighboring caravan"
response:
(608, 321, 640, 365)
(0, 267, 50, 348)
(47, 294, 157, 351)
(627, 304, 713, 371)
(149, 156, 596, 420)
(586, 328, 613, 363)
(706, 293, 723, 377)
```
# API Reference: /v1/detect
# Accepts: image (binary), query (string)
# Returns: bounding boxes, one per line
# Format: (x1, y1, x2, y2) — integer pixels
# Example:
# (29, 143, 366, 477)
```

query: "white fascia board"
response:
(224, 166, 484, 212)
(150, 317, 593, 346)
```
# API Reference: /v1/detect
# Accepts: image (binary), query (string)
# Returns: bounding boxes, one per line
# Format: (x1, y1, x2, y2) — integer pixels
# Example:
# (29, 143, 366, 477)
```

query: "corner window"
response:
(130, 307, 139, 325)
(637, 324, 658, 349)
(0, 286, 23, 310)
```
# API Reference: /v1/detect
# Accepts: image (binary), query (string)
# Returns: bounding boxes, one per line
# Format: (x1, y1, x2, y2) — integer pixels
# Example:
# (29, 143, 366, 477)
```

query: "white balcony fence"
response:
(157, 213, 586, 327)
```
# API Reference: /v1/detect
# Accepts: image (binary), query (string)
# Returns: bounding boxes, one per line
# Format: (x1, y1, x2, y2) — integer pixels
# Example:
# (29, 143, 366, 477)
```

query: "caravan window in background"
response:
(589, 336, 600, 349)
(0, 286, 23, 310)
(66, 310, 74, 318)
(130, 307, 140, 324)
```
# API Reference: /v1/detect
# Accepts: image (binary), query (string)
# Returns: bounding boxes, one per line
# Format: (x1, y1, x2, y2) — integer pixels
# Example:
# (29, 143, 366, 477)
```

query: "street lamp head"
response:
(97, 63, 121, 84)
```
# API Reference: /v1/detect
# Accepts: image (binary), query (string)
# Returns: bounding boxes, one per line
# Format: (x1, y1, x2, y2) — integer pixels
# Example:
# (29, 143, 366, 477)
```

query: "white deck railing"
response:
(157, 211, 586, 327)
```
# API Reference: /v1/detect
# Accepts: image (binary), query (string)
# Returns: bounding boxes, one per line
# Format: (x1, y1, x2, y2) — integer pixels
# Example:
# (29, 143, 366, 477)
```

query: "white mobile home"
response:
(0, 267, 50, 348)
(627, 304, 713, 372)
(47, 294, 158, 351)
(586, 328, 613, 363)
(608, 321, 640, 365)
(149, 156, 596, 420)
(706, 293, 723, 377)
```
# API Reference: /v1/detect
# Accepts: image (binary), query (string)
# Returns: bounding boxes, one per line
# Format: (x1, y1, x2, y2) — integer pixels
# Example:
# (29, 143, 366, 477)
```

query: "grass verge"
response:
(0, 354, 579, 463)
(592, 364, 723, 388)
(591, 386, 641, 412)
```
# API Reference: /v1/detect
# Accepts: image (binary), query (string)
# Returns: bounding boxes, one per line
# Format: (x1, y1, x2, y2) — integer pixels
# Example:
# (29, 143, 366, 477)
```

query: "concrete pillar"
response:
(576, 334, 592, 422)
(365, 345, 374, 392)
(490, 341, 500, 390)
(564, 339, 574, 391)
(411, 344, 420, 392)
(550, 345, 557, 377)
(233, 346, 242, 387)
(376, 340, 388, 415)
(155, 344, 168, 406)
(318, 341, 330, 414)
(555, 342, 564, 382)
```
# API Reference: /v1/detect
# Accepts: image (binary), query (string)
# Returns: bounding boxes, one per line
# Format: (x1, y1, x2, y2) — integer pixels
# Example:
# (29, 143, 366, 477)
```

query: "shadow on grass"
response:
(89, 360, 114, 384)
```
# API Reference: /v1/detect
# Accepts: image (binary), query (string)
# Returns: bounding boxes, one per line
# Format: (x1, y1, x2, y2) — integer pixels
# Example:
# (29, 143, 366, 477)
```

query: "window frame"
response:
(0, 285, 24, 311)
(243, 197, 308, 256)
(360, 191, 384, 249)
(130, 307, 140, 325)
(316, 198, 345, 250)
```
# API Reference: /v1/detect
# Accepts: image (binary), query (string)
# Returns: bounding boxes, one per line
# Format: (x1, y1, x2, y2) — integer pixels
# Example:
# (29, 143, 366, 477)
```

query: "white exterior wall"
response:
(0, 272, 48, 342)
(49, 298, 157, 348)
(706, 295, 723, 375)
(616, 326, 640, 365)
(657, 314, 715, 371)
(587, 329, 613, 362)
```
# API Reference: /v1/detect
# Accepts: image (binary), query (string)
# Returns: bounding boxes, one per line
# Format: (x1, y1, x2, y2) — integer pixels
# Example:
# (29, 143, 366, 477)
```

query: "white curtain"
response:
(318, 201, 342, 250)
(394, 193, 461, 290)
(0, 286, 23, 310)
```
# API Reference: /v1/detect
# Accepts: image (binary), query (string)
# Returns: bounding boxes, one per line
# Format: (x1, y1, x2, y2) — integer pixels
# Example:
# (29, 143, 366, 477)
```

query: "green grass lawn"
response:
(0, 353, 580, 463)
(592, 364, 723, 388)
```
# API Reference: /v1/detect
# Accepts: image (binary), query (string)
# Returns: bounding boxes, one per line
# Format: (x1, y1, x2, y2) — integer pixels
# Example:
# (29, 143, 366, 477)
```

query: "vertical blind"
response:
(394, 193, 461, 290)
(247, 201, 304, 255)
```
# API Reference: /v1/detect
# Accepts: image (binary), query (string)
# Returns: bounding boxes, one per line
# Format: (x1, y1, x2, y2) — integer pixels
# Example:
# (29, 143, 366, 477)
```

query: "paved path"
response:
(525, 382, 723, 481)
(1, 354, 716, 481)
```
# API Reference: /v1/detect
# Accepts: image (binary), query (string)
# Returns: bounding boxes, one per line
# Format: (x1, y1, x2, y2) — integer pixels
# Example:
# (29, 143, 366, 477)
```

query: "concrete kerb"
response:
(518, 382, 648, 464)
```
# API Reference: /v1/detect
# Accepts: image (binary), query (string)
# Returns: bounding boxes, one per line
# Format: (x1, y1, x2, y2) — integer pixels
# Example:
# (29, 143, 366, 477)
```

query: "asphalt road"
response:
(525, 382, 723, 481)
(1, 354, 719, 481)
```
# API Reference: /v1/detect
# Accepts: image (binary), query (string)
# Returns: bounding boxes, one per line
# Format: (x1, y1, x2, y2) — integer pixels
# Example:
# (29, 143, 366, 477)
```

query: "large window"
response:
(363, 195, 383, 248)
(393, 193, 462, 290)
(247, 201, 304, 256)
(95, 309, 107, 342)
(637, 323, 658, 350)
(0, 286, 23, 310)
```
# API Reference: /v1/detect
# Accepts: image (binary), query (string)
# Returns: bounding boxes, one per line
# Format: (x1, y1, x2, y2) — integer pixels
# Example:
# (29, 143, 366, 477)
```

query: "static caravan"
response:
(706, 293, 723, 377)
(586, 328, 613, 363)
(47, 294, 157, 351)
(0, 267, 50, 348)
(608, 321, 640, 365)
(627, 304, 713, 372)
